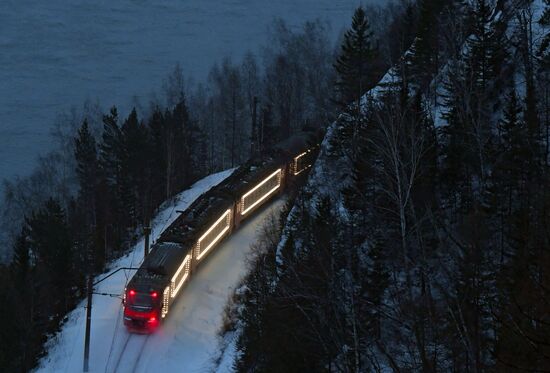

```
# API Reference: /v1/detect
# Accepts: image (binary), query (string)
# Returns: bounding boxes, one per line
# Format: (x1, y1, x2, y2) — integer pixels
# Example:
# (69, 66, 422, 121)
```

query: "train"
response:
(122, 131, 320, 332)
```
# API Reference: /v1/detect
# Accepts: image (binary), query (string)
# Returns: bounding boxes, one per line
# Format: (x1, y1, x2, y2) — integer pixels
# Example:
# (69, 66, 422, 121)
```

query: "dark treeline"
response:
(0, 14, 380, 371)
(1, 98, 205, 371)
(227, 0, 550, 372)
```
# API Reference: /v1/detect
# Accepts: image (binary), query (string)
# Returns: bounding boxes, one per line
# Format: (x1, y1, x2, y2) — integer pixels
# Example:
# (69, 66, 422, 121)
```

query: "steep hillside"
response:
(226, 0, 550, 371)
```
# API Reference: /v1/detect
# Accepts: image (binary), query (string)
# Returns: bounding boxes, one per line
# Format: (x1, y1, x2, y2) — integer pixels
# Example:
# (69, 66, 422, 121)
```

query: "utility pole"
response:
(259, 106, 265, 154)
(143, 225, 151, 258)
(83, 247, 93, 372)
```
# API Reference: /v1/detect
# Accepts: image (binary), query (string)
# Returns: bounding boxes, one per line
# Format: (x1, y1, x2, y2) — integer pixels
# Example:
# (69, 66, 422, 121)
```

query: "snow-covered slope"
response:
(0, 0, 367, 184)
(35, 167, 285, 373)
(131, 200, 284, 373)
(34, 168, 230, 372)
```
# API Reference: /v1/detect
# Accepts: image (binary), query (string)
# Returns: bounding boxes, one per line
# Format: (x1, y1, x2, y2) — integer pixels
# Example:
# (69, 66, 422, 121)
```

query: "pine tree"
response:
(412, 0, 443, 85)
(516, 5, 541, 145)
(171, 98, 194, 190)
(75, 119, 105, 267)
(394, 2, 417, 61)
(26, 198, 73, 310)
(74, 119, 98, 221)
(363, 236, 388, 340)
(11, 228, 30, 285)
(147, 106, 167, 205)
(0, 270, 25, 371)
(540, 0, 550, 65)
(465, 0, 502, 181)
(121, 108, 150, 227)
(334, 7, 376, 108)
(491, 87, 526, 260)
(498, 87, 528, 183)
(440, 56, 482, 210)
(99, 107, 123, 188)
(494, 206, 550, 370)
(446, 210, 494, 371)
(8, 229, 38, 372)
(259, 104, 277, 152)
(467, 0, 497, 91)
(341, 109, 375, 220)
(539, 1, 550, 167)
(99, 107, 126, 250)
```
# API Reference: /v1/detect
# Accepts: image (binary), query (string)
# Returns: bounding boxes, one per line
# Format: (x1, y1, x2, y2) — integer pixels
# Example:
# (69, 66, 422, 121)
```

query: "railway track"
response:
(130, 334, 149, 373)
(108, 332, 150, 373)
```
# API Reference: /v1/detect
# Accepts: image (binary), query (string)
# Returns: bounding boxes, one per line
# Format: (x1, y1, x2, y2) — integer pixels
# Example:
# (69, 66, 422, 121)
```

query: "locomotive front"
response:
(123, 284, 163, 332)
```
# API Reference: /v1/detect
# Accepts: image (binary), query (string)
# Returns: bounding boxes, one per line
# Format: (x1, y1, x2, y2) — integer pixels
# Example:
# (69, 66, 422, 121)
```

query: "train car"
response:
(123, 131, 320, 332)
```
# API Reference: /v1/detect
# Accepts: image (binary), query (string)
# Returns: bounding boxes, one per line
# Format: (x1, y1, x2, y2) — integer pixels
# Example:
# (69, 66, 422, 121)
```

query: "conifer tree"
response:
(441, 59, 476, 210)
(11, 229, 30, 285)
(75, 119, 104, 267)
(99, 107, 126, 249)
(412, 0, 443, 85)
(74, 119, 99, 220)
(26, 199, 73, 309)
(171, 98, 194, 190)
(540, 0, 550, 65)
(499, 87, 528, 183)
(147, 106, 167, 205)
(334, 7, 376, 108)
(121, 108, 150, 226)
(9, 228, 40, 372)
(0, 271, 24, 371)
(396, 3, 417, 60)
(491, 87, 526, 249)
(100, 107, 123, 188)
(467, 0, 497, 91)
(259, 104, 276, 152)
(516, 6, 541, 145)
(363, 236, 388, 339)
(466, 0, 502, 181)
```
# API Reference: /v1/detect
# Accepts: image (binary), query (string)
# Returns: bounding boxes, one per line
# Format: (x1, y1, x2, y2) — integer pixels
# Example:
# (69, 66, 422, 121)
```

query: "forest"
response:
(0, 0, 548, 371)
(224, 0, 550, 372)
(0, 8, 400, 371)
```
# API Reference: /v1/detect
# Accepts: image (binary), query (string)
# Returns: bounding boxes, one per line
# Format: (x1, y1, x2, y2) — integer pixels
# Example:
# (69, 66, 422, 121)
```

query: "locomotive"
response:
(122, 131, 320, 332)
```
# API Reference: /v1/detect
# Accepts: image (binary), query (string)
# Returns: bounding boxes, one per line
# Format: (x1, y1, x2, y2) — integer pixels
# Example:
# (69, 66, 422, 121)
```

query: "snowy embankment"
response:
(35, 168, 283, 373)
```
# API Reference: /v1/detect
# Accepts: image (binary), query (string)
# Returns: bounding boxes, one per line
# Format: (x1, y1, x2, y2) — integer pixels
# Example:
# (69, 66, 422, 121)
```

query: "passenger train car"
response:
(122, 131, 320, 332)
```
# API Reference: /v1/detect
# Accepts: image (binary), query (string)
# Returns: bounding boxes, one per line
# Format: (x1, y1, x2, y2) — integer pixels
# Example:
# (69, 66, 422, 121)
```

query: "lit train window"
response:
(171, 254, 191, 298)
(241, 169, 282, 215)
(293, 149, 313, 175)
(196, 209, 232, 261)
(161, 286, 170, 318)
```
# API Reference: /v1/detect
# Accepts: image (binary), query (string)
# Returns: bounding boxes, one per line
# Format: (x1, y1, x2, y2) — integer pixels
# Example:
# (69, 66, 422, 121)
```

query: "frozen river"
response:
(0, 0, 364, 183)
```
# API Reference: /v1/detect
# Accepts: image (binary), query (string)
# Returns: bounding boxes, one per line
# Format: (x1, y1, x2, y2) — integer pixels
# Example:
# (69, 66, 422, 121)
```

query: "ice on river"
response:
(0, 0, 363, 182)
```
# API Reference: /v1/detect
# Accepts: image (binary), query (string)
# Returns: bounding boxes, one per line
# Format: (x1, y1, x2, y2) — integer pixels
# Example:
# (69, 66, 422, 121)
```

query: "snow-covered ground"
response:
(35, 167, 284, 372)
(0, 0, 368, 183)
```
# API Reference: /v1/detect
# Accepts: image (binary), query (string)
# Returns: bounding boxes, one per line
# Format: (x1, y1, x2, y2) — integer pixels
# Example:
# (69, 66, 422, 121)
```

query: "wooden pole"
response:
(83, 272, 93, 372)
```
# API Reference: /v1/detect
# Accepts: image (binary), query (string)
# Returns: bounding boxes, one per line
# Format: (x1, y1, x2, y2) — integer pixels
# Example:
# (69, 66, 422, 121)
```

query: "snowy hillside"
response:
(0, 0, 366, 183)
(35, 167, 285, 373)
(220, 0, 550, 370)
(35, 168, 230, 372)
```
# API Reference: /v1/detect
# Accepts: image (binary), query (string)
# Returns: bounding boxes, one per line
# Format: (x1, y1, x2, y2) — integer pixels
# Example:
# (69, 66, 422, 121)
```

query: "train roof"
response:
(158, 190, 234, 247)
(128, 242, 185, 289)
(128, 130, 320, 290)
(156, 130, 318, 248)
(217, 130, 320, 197)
